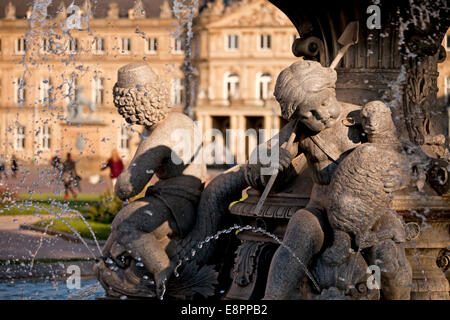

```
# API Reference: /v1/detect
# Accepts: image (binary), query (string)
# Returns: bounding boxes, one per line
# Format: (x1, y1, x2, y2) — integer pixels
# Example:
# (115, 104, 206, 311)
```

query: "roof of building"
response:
(0, 0, 251, 20)
(0, 0, 168, 19)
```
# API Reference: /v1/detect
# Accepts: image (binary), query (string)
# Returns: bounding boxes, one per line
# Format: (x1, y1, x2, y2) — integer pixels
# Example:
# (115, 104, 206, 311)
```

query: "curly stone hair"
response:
(113, 82, 170, 128)
(274, 59, 337, 120)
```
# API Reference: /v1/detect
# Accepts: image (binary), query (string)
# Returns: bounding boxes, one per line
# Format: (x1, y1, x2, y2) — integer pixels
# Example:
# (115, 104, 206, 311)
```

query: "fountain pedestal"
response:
(229, 188, 450, 300)
(392, 196, 450, 300)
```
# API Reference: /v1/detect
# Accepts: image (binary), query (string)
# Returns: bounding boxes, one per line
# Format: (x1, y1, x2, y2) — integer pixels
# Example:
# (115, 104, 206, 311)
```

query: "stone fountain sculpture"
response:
(96, 60, 447, 301)
(228, 0, 449, 300)
(96, 0, 450, 300)
(95, 63, 249, 299)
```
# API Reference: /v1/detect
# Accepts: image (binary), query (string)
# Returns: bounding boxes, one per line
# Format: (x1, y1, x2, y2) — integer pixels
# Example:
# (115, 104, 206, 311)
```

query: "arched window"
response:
(256, 72, 272, 101)
(224, 73, 240, 101)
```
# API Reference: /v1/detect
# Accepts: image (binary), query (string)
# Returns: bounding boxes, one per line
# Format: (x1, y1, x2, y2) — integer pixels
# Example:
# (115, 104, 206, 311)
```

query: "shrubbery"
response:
(87, 191, 123, 224)
(0, 185, 17, 205)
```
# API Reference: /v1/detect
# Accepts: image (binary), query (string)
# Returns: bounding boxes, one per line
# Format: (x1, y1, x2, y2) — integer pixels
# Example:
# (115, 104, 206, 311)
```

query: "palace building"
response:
(0, 0, 448, 176)
(0, 0, 298, 174)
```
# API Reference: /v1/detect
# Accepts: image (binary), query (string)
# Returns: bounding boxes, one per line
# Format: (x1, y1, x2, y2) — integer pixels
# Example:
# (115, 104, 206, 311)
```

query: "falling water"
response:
(3, 199, 100, 261)
(159, 224, 321, 300)
(50, 201, 103, 255)
(67, 283, 101, 300)
(172, 0, 199, 118)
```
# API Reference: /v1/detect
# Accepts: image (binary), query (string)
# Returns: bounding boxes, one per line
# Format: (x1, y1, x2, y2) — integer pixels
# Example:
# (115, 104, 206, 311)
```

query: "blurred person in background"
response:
(0, 158, 5, 181)
(50, 151, 63, 180)
(101, 149, 124, 190)
(10, 155, 18, 178)
(62, 153, 81, 200)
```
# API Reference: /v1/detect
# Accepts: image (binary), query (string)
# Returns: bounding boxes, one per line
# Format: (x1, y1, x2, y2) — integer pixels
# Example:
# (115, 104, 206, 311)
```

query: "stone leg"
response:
(263, 208, 325, 300)
(110, 198, 175, 281)
(367, 240, 412, 300)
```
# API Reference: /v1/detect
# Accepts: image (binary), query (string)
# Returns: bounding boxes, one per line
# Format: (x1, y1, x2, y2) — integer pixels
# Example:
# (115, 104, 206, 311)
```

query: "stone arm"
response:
(114, 130, 171, 200)
(245, 120, 303, 191)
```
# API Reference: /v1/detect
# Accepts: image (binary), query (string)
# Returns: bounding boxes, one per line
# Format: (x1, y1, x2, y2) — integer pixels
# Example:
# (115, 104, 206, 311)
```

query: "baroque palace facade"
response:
(0, 0, 448, 174)
(0, 0, 298, 173)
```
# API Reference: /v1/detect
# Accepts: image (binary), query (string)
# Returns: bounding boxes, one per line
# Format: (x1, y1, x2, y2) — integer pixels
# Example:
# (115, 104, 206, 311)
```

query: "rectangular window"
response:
(92, 77, 104, 105)
(172, 36, 184, 54)
(171, 78, 185, 105)
(14, 78, 26, 105)
(93, 37, 105, 54)
(68, 38, 78, 54)
(14, 126, 25, 151)
(145, 38, 158, 54)
(39, 126, 51, 151)
(119, 124, 130, 152)
(259, 34, 271, 50)
(226, 35, 239, 50)
(15, 38, 26, 54)
(39, 78, 51, 104)
(120, 38, 131, 54)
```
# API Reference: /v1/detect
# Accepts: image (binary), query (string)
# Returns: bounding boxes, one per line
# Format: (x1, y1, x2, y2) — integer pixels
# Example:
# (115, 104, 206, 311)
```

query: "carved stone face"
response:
(274, 60, 339, 132)
(292, 88, 341, 132)
(361, 101, 393, 136)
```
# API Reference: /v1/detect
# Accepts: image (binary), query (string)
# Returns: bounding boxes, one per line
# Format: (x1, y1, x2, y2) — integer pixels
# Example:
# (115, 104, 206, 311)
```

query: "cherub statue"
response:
(96, 63, 206, 298)
(249, 60, 445, 300)
(244, 59, 366, 299)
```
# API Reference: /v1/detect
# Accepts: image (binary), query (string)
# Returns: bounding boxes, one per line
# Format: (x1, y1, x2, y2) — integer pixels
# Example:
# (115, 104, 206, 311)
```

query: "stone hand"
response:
(274, 140, 296, 173)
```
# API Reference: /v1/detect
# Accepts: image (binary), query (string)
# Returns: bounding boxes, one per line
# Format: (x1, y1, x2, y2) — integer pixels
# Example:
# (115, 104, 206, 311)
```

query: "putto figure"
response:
(96, 63, 206, 298)
(245, 59, 367, 299)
